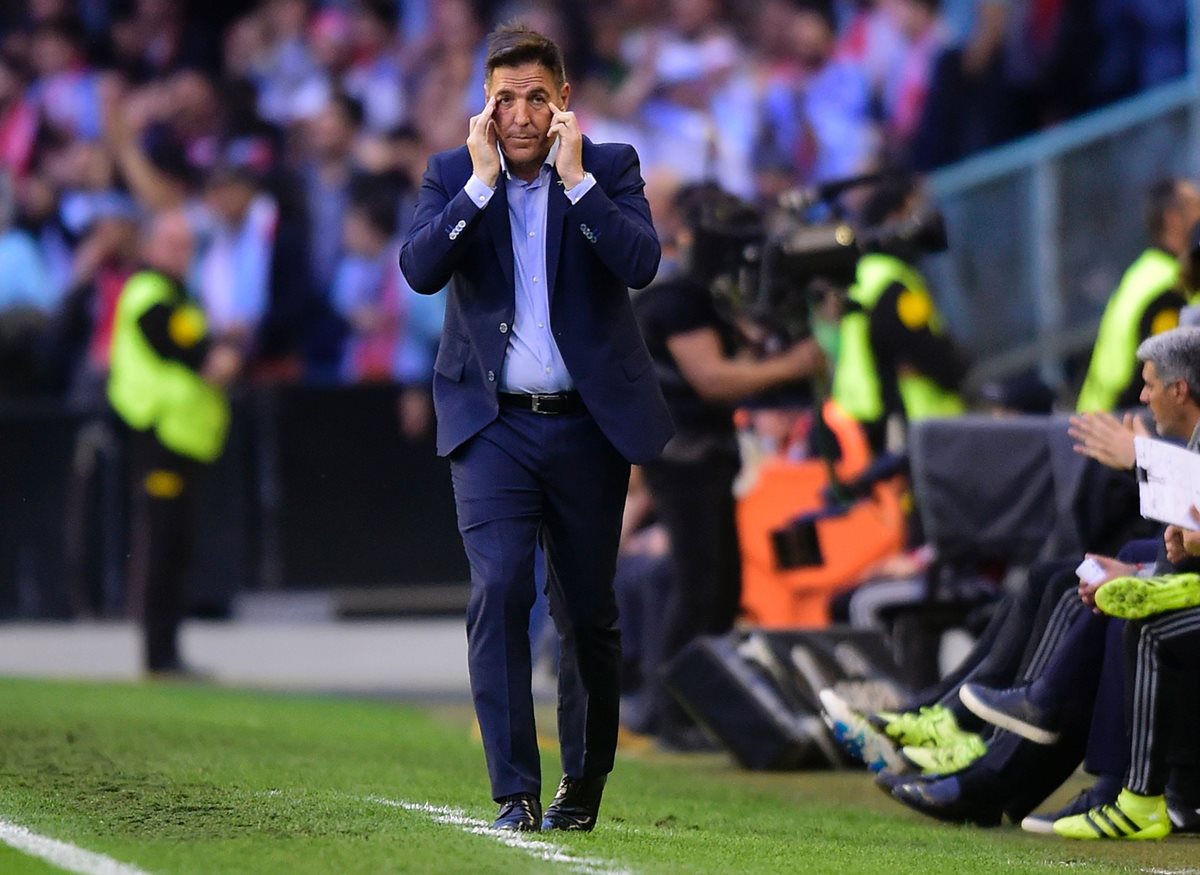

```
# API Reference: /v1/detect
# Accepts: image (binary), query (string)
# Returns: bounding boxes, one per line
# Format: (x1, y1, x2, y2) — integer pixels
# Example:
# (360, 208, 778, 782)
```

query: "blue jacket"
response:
(400, 138, 674, 464)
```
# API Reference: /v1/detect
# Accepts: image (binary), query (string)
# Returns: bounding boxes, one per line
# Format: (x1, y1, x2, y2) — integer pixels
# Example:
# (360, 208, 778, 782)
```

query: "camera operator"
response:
(633, 183, 824, 749)
(831, 178, 968, 452)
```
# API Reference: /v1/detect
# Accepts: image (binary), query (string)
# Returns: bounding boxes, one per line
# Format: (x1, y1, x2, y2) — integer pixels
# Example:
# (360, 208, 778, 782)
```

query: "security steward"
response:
(1076, 178, 1200, 413)
(107, 209, 239, 674)
(832, 180, 968, 453)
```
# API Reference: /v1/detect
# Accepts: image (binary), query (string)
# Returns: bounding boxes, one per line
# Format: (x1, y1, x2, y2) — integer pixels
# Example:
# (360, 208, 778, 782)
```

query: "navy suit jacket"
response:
(400, 138, 674, 464)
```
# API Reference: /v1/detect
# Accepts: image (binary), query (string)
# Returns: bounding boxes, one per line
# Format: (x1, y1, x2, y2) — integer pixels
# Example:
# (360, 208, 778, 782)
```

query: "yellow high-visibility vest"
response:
(833, 253, 964, 424)
(107, 270, 229, 462)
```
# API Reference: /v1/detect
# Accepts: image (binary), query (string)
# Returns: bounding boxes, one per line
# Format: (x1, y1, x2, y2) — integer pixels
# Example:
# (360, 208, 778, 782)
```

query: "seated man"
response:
(822, 327, 1200, 828)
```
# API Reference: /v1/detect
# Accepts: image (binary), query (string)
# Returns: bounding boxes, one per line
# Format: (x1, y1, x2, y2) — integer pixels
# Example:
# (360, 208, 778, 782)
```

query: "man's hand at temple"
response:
(547, 102, 585, 190)
(1068, 410, 1146, 470)
(467, 96, 500, 188)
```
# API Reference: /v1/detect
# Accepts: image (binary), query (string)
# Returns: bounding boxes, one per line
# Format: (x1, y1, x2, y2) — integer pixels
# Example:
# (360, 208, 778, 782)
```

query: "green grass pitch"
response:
(0, 678, 1194, 874)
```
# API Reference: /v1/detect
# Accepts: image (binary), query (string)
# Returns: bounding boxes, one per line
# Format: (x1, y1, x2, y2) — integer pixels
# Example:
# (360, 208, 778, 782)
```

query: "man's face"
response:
(1141, 360, 1188, 438)
(485, 62, 568, 172)
(206, 179, 256, 225)
(310, 103, 355, 159)
(1175, 183, 1200, 246)
(145, 211, 195, 279)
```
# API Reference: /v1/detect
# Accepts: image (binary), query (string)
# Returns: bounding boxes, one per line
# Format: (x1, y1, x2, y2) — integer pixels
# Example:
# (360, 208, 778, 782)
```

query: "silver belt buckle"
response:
(530, 394, 549, 414)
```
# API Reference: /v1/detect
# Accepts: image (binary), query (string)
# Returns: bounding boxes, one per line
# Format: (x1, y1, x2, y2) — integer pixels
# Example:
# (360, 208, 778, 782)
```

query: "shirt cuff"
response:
(563, 172, 595, 205)
(464, 174, 496, 209)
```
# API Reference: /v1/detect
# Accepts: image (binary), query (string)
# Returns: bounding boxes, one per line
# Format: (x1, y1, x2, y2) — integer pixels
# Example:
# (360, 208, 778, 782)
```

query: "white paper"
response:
(1134, 435, 1200, 529)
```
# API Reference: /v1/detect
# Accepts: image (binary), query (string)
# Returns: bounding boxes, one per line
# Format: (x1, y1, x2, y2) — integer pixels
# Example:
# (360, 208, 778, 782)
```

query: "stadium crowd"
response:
(0, 0, 1190, 407)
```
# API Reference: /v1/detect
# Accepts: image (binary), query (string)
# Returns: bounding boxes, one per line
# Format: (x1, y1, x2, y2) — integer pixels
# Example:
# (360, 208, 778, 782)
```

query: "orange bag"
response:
(736, 402, 907, 628)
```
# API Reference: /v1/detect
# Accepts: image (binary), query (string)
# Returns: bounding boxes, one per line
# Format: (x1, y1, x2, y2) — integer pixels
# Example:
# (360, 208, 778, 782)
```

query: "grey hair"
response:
(1137, 326, 1200, 401)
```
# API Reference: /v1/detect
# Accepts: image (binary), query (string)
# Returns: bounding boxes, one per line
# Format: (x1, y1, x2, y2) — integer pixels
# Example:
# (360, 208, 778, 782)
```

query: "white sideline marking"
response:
(0, 818, 152, 875)
(370, 797, 634, 875)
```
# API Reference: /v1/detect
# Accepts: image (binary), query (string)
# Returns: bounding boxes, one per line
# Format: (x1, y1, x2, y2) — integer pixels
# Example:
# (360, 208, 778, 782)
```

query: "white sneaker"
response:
(818, 688, 909, 774)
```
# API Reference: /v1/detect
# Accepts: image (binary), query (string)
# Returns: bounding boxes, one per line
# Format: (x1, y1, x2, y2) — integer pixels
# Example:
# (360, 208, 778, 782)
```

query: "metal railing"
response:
(922, 14, 1200, 394)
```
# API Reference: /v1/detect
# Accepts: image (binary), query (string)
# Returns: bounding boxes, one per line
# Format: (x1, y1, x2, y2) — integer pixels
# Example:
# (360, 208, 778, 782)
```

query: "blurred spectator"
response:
(354, 123, 426, 241)
(0, 169, 49, 313)
(1092, 0, 1189, 105)
(911, 0, 1019, 169)
(247, 0, 325, 126)
(407, 0, 485, 154)
(330, 179, 444, 435)
(756, 2, 877, 191)
(196, 164, 312, 373)
(0, 168, 51, 397)
(879, 0, 949, 163)
(0, 52, 38, 180)
(620, 0, 756, 194)
(835, 0, 905, 100)
(13, 155, 74, 300)
(0, 0, 1187, 401)
(300, 91, 365, 295)
(107, 0, 218, 82)
(27, 19, 107, 142)
(343, 1, 406, 133)
(282, 5, 357, 124)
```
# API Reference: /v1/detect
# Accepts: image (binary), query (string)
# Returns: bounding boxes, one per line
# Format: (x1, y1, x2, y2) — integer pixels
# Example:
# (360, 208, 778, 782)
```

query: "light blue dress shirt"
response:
(463, 140, 595, 393)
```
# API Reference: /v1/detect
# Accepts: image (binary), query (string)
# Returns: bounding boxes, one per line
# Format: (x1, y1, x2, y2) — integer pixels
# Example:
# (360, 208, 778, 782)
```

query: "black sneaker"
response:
(1020, 785, 1117, 834)
(890, 777, 1003, 827)
(959, 683, 1059, 745)
(492, 793, 542, 831)
(1168, 797, 1200, 834)
(875, 768, 934, 796)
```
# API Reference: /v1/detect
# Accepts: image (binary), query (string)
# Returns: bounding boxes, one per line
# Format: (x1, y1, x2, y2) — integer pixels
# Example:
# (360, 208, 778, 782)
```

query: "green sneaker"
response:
(871, 704, 969, 749)
(1053, 789, 1171, 840)
(901, 733, 987, 776)
(1095, 574, 1200, 619)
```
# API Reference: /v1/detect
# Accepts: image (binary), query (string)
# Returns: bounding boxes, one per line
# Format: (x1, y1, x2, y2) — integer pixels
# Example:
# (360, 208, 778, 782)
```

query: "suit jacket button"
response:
(499, 322, 509, 334)
(487, 370, 496, 382)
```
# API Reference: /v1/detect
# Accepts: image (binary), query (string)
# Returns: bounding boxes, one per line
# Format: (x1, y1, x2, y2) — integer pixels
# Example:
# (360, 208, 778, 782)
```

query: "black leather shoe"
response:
(1168, 795, 1200, 834)
(492, 793, 542, 831)
(891, 778, 1003, 827)
(541, 775, 606, 831)
(875, 768, 933, 796)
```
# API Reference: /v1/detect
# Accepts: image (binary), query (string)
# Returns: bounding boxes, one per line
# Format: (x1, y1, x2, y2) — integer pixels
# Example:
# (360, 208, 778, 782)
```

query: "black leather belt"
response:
(499, 391, 584, 415)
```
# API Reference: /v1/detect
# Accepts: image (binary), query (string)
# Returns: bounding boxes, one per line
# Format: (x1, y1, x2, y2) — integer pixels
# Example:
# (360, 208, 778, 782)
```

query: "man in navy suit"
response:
(399, 24, 672, 832)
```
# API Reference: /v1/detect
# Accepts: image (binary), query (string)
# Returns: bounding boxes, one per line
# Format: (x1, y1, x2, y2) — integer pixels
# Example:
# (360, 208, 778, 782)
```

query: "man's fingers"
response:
(470, 97, 497, 132)
(1072, 443, 1107, 462)
(547, 101, 575, 123)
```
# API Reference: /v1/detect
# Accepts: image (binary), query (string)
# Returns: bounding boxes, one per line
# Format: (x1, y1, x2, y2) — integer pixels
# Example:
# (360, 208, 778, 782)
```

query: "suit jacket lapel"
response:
(485, 180, 515, 296)
(546, 166, 567, 306)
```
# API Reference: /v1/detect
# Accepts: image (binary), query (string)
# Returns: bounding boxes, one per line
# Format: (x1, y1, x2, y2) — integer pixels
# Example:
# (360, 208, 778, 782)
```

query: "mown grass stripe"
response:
(0, 819, 152, 875)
